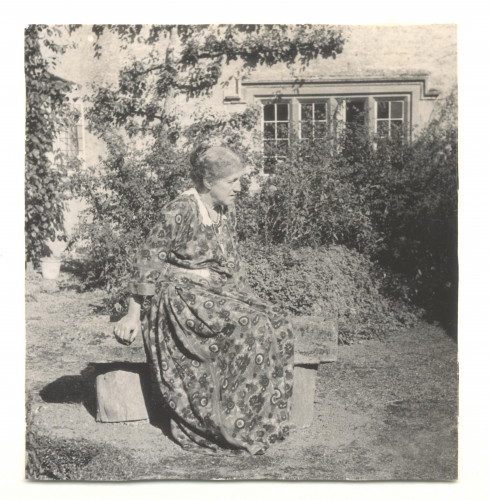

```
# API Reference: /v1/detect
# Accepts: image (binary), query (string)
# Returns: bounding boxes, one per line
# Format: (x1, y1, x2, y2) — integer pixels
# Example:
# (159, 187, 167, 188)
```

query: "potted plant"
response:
(40, 255, 62, 280)
(40, 237, 67, 280)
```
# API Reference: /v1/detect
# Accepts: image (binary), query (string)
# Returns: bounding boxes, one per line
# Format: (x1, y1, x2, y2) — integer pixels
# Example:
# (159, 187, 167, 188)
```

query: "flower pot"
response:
(40, 257, 61, 280)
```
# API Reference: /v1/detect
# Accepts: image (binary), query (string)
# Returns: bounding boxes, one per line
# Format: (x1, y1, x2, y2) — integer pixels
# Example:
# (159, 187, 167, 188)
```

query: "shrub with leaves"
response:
(236, 92, 458, 325)
(240, 242, 419, 343)
(236, 135, 377, 251)
(73, 135, 189, 291)
(374, 92, 458, 325)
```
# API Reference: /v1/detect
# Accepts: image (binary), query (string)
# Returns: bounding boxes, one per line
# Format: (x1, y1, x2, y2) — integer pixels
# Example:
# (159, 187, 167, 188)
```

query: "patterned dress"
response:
(129, 188, 294, 454)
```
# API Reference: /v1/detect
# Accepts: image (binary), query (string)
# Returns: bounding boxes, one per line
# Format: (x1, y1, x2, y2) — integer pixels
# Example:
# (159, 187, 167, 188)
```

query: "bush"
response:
(240, 242, 419, 343)
(71, 135, 191, 293)
(236, 91, 458, 326)
(374, 93, 458, 325)
(236, 135, 377, 252)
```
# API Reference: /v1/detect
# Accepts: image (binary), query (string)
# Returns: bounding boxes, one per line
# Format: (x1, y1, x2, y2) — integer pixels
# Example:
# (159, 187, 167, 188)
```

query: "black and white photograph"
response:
(20, 20, 462, 483)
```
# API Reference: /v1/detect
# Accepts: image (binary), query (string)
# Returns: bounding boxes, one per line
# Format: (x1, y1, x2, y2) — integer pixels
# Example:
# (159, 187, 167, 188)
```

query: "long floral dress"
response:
(129, 188, 294, 455)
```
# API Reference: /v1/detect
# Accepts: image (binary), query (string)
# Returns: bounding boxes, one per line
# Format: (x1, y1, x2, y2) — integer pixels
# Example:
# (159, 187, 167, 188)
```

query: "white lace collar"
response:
(182, 188, 227, 227)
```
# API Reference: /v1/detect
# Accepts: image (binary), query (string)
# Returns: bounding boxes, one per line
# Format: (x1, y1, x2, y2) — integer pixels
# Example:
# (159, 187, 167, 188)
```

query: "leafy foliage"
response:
(236, 91, 458, 324)
(73, 136, 189, 291)
(86, 24, 345, 139)
(372, 92, 458, 323)
(236, 134, 376, 251)
(25, 25, 81, 262)
(240, 242, 419, 343)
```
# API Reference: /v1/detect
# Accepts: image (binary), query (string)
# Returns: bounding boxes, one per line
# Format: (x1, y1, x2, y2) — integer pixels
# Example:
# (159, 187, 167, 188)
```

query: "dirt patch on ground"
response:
(25, 271, 458, 480)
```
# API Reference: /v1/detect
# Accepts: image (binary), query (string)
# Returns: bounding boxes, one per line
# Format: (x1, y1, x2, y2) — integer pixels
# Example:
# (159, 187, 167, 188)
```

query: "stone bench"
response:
(96, 316, 338, 428)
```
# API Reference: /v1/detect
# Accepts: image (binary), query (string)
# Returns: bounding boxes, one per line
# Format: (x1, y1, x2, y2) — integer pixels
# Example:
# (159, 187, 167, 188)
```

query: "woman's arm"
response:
(113, 197, 193, 345)
(128, 198, 192, 296)
(113, 295, 142, 345)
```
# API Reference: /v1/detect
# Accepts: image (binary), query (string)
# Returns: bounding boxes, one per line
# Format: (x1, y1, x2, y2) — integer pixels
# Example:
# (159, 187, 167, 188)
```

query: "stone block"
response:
(291, 364, 319, 428)
(96, 370, 149, 423)
(291, 315, 338, 427)
(292, 315, 338, 365)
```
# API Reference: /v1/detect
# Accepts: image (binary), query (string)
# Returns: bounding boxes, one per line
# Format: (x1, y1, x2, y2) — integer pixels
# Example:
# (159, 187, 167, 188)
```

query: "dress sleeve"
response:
(129, 198, 192, 296)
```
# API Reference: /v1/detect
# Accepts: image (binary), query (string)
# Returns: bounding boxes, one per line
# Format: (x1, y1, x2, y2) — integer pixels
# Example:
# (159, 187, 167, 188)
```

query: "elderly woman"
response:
(114, 145, 294, 455)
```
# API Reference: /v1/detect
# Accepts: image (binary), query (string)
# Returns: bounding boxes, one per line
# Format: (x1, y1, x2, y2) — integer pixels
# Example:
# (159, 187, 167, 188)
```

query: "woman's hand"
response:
(113, 314, 141, 345)
(113, 296, 142, 345)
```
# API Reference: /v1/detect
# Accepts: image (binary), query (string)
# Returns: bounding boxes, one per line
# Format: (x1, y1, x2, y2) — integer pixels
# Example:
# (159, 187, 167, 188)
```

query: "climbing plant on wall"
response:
(25, 24, 80, 262)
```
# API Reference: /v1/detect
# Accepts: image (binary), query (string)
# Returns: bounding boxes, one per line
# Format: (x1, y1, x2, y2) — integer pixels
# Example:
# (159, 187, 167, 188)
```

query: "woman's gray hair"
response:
(190, 144, 243, 190)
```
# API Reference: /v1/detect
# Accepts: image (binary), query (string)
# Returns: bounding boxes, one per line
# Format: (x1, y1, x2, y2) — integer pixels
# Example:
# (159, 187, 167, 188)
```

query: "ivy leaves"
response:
(25, 25, 79, 261)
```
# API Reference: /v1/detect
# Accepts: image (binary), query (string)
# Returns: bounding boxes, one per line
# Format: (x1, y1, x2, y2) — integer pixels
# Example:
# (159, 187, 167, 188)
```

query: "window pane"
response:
(302, 103, 313, 120)
(277, 103, 289, 121)
(377, 121, 389, 137)
(264, 157, 276, 174)
(264, 104, 275, 121)
(301, 122, 313, 139)
(314, 103, 326, 121)
(277, 122, 289, 139)
(70, 127, 79, 152)
(346, 100, 365, 123)
(391, 120, 404, 137)
(276, 140, 289, 155)
(377, 101, 389, 119)
(391, 101, 403, 119)
(264, 123, 275, 139)
(314, 122, 328, 137)
(264, 141, 276, 156)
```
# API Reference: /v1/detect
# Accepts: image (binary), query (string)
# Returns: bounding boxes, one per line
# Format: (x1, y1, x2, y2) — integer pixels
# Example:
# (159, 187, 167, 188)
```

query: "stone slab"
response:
(291, 364, 318, 427)
(96, 370, 149, 423)
(292, 315, 338, 365)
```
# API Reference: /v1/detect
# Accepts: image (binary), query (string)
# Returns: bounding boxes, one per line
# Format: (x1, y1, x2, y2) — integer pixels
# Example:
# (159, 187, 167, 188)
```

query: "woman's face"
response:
(208, 170, 243, 207)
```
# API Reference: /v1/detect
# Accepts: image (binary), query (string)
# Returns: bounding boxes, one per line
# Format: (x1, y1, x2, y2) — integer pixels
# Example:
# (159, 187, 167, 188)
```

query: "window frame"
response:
(343, 97, 369, 126)
(258, 93, 411, 169)
(297, 98, 330, 142)
(261, 99, 292, 172)
(57, 123, 83, 158)
(374, 97, 408, 140)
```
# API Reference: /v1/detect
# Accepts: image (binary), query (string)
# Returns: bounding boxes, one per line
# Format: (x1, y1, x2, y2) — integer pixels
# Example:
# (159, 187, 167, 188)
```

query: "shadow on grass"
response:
(39, 362, 172, 437)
